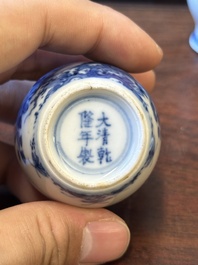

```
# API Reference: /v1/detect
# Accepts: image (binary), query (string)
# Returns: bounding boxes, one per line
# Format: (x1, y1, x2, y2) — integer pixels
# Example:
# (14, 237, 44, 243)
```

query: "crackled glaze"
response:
(15, 62, 161, 208)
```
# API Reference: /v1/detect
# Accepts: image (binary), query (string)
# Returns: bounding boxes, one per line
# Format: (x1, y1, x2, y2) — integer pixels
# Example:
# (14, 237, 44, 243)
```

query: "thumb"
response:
(0, 201, 130, 265)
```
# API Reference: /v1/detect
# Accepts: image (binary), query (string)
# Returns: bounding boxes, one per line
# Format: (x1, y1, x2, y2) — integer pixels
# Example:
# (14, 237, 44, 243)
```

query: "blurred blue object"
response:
(187, 0, 198, 53)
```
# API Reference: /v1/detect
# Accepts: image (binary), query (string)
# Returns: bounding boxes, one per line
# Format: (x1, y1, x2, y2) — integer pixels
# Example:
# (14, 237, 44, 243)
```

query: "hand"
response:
(0, 0, 163, 264)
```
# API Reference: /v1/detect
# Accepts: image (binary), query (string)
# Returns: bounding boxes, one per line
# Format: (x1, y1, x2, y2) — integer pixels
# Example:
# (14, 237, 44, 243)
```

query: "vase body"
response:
(15, 62, 161, 208)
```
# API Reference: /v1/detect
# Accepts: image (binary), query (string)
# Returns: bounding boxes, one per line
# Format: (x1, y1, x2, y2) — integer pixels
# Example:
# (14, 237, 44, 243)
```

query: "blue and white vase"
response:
(187, 0, 198, 53)
(15, 62, 161, 208)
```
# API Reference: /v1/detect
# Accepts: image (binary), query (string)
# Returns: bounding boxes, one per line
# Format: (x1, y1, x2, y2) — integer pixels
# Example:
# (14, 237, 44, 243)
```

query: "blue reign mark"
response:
(77, 110, 113, 165)
(78, 131, 94, 146)
(79, 111, 94, 128)
(96, 128, 110, 145)
(97, 147, 112, 164)
(96, 112, 111, 127)
(77, 147, 94, 165)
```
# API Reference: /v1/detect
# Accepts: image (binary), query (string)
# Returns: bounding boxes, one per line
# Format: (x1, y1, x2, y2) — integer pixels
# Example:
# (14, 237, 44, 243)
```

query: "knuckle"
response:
(34, 206, 75, 265)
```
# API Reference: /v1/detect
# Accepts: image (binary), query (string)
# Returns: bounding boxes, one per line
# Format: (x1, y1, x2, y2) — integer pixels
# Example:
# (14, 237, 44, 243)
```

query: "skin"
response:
(0, 0, 163, 264)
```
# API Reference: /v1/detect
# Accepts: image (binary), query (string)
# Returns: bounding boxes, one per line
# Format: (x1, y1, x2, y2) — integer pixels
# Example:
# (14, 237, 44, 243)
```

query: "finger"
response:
(0, 201, 130, 264)
(0, 51, 88, 84)
(0, 131, 45, 200)
(0, 70, 156, 164)
(0, 69, 156, 124)
(0, 0, 162, 75)
(132, 70, 156, 93)
(0, 122, 15, 146)
(4, 150, 48, 202)
(0, 80, 33, 123)
(0, 142, 14, 183)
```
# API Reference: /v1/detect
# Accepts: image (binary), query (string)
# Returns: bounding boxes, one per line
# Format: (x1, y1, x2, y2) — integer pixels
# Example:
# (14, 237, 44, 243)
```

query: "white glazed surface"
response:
(15, 62, 161, 208)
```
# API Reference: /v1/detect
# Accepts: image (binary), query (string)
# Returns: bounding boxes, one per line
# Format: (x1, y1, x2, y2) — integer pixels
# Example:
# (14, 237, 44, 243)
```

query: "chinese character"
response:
(97, 128, 110, 145)
(77, 147, 94, 165)
(78, 131, 93, 146)
(97, 147, 112, 164)
(96, 112, 111, 127)
(79, 111, 94, 128)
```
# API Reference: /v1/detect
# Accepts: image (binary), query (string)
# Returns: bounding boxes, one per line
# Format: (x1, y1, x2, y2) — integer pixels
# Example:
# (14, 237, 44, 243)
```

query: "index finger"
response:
(0, 0, 163, 74)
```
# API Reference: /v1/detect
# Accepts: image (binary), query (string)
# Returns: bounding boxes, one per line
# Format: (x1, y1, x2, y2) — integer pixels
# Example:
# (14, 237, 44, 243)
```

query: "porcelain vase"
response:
(15, 62, 161, 208)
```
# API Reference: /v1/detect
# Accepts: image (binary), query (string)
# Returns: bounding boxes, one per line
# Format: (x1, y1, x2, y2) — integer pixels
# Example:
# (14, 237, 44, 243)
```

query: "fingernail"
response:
(80, 220, 130, 264)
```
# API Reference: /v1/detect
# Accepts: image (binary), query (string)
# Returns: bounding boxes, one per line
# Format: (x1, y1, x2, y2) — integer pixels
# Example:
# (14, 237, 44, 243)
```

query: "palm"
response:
(0, 75, 49, 202)
(0, 135, 44, 202)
